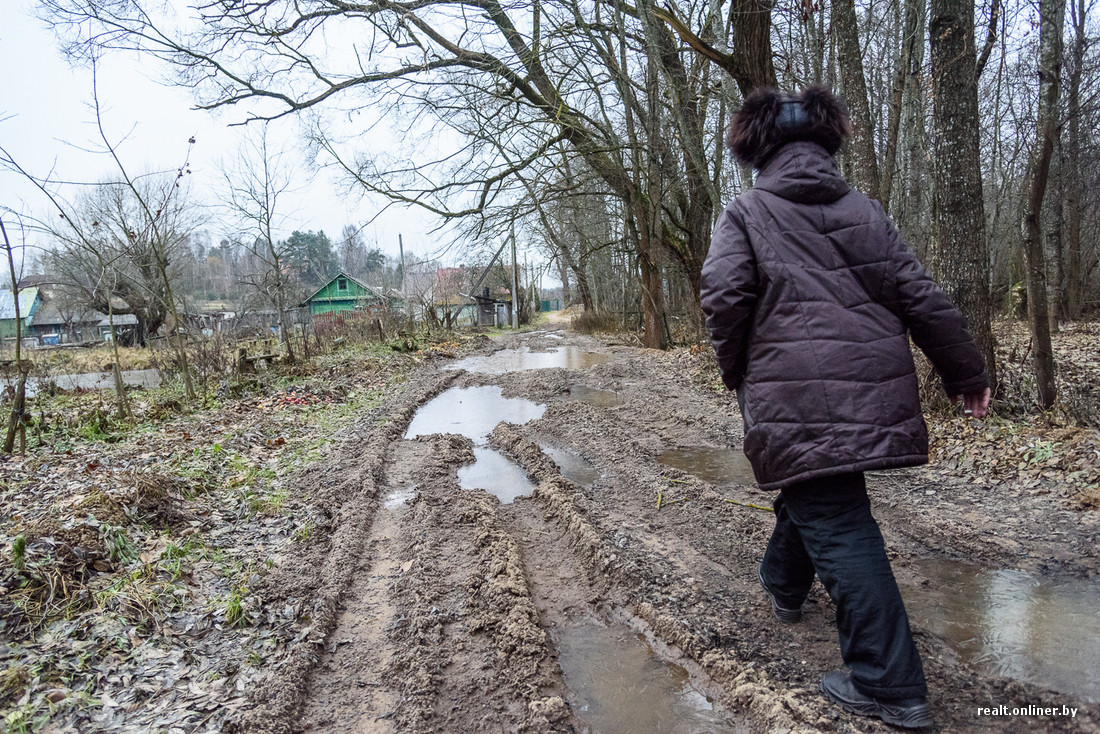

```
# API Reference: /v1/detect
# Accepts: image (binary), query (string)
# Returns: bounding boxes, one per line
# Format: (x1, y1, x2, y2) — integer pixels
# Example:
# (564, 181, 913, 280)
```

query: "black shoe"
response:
(821, 670, 934, 729)
(757, 563, 802, 623)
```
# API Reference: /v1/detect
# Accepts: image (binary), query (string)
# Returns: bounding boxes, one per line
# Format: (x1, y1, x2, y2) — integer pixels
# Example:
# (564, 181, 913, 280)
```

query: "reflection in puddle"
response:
(448, 346, 610, 374)
(405, 386, 546, 443)
(554, 623, 742, 734)
(657, 447, 756, 485)
(405, 386, 545, 504)
(457, 448, 537, 503)
(569, 385, 625, 408)
(902, 559, 1100, 702)
(539, 444, 600, 487)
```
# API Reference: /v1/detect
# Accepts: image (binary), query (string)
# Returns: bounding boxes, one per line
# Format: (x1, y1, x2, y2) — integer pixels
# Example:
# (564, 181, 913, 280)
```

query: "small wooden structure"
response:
(237, 338, 280, 373)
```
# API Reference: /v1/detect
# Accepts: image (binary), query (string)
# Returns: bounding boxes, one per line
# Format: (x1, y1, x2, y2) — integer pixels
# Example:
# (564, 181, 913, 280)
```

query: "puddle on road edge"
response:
(404, 386, 545, 504)
(902, 558, 1100, 703)
(447, 346, 610, 374)
(657, 446, 756, 485)
(552, 622, 744, 734)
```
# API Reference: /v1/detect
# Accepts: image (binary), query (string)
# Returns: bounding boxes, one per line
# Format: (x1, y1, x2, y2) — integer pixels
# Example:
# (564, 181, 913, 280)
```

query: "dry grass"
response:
(570, 309, 625, 334)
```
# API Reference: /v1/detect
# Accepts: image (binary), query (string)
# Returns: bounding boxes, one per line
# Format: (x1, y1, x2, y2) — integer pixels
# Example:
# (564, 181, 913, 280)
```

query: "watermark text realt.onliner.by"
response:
(977, 705, 1077, 717)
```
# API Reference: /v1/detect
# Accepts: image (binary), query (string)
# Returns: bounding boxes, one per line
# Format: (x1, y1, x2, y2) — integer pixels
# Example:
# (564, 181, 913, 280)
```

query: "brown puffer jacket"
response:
(701, 142, 988, 490)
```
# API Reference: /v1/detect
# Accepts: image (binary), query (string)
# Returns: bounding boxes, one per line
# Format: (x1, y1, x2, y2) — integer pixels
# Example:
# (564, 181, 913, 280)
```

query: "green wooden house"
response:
(300, 273, 384, 317)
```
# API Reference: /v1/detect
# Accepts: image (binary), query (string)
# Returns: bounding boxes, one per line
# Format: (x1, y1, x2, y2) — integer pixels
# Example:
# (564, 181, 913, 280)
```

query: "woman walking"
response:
(700, 86, 991, 729)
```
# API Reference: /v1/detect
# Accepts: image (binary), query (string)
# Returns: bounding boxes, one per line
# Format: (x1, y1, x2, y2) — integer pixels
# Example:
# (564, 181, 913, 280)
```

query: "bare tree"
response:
(40, 176, 190, 343)
(222, 129, 298, 363)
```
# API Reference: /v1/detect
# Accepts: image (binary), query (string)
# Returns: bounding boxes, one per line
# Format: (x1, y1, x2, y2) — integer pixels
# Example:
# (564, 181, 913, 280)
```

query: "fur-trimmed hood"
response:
(728, 86, 852, 169)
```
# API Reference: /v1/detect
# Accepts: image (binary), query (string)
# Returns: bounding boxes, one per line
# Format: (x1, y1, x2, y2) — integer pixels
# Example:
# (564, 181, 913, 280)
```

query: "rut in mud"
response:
(247, 327, 1099, 734)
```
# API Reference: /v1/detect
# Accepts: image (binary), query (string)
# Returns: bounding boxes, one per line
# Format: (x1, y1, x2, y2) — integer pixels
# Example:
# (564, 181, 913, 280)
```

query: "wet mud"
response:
(245, 329, 1100, 734)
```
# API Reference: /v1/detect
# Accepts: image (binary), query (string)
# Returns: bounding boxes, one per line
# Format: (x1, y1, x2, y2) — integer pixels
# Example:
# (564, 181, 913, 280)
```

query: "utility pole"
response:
(510, 229, 519, 329)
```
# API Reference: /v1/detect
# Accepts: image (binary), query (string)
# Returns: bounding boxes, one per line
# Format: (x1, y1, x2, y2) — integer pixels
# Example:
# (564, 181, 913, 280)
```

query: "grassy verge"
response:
(0, 331, 475, 731)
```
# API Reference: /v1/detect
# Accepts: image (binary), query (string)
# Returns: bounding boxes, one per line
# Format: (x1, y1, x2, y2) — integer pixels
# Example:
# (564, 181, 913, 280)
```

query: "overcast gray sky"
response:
(0, 0, 438, 265)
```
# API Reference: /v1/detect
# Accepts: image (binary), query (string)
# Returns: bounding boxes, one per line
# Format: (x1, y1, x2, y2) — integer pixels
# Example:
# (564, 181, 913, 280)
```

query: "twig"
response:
(724, 499, 775, 513)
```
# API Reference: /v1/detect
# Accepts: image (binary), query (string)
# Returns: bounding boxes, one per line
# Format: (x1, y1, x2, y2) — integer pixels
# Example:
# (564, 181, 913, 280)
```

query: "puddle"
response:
(405, 386, 545, 503)
(539, 443, 601, 487)
(457, 447, 537, 503)
(657, 447, 756, 485)
(17, 369, 163, 398)
(902, 559, 1100, 702)
(554, 623, 743, 734)
(405, 386, 546, 443)
(447, 346, 610, 374)
(383, 485, 417, 509)
(568, 385, 625, 408)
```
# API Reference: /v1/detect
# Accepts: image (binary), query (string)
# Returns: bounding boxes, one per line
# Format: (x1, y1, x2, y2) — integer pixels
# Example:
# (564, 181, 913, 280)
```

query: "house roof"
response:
(28, 300, 104, 327)
(0, 288, 40, 320)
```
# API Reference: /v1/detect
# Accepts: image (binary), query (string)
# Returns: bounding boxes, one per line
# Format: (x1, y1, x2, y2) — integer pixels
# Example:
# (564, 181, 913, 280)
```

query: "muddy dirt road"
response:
(245, 326, 1100, 734)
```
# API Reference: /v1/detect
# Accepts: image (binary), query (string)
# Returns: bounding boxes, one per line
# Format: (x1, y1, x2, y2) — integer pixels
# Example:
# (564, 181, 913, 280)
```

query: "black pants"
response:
(760, 472, 927, 700)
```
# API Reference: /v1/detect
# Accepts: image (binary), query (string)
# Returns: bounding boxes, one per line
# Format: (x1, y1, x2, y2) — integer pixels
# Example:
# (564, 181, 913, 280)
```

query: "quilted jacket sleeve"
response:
(701, 202, 758, 391)
(879, 203, 989, 397)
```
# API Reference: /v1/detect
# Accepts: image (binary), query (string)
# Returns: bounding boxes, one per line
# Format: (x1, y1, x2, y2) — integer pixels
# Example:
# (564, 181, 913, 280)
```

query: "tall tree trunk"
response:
(1021, 0, 1066, 410)
(897, 0, 929, 257)
(1064, 0, 1086, 319)
(881, 0, 921, 211)
(928, 0, 997, 393)
(639, 0, 716, 309)
(832, 0, 881, 196)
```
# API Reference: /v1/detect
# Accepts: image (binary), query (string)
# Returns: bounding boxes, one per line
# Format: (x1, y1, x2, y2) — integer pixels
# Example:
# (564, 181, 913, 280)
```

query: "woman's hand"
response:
(954, 387, 992, 419)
